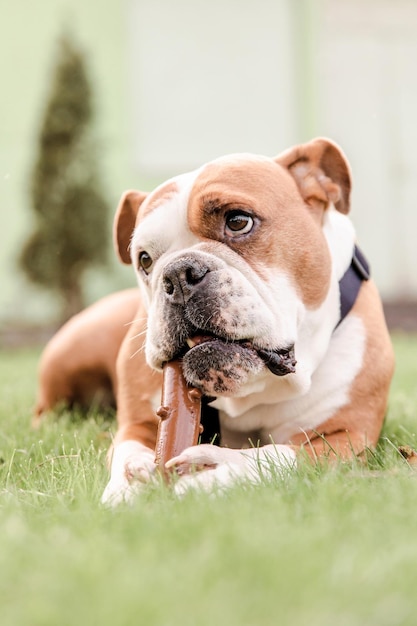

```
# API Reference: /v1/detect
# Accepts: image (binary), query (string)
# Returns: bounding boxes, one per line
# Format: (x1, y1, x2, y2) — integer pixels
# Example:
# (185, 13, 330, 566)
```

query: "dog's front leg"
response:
(101, 313, 162, 506)
(166, 443, 297, 495)
(101, 438, 156, 506)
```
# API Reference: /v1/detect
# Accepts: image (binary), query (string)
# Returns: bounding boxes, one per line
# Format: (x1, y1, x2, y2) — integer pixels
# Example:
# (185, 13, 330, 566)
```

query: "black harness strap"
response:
(338, 244, 370, 326)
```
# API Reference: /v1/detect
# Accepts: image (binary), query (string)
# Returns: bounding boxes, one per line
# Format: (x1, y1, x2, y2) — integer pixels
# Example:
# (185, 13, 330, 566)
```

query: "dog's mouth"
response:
(179, 333, 297, 377)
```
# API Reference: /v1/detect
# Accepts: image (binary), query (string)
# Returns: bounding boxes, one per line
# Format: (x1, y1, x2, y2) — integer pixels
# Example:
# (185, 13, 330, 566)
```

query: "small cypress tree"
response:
(19, 33, 110, 321)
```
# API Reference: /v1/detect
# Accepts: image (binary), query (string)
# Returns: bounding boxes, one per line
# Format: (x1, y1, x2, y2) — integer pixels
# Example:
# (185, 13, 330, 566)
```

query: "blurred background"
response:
(1, 0, 417, 345)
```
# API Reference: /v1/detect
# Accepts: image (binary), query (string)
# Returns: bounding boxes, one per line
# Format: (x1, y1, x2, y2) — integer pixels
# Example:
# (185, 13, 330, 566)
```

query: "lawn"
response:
(0, 333, 417, 626)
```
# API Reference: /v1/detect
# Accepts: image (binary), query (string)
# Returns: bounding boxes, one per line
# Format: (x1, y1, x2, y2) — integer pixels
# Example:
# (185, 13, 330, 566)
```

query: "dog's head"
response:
(114, 138, 351, 397)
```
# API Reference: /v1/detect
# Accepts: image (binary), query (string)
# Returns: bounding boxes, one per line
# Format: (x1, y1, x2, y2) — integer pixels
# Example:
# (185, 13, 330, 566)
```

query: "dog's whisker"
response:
(124, 316, 148, 327)
(129, 329, 148, 341)
(129, 344, 147, 359)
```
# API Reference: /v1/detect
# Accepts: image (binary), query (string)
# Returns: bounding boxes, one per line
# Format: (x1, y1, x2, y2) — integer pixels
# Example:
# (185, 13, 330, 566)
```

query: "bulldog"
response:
(35, 138, 394, 505)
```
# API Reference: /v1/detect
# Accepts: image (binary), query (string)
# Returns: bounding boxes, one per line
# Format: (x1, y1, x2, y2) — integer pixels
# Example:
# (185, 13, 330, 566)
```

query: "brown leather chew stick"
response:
(155, 360, 202, 478)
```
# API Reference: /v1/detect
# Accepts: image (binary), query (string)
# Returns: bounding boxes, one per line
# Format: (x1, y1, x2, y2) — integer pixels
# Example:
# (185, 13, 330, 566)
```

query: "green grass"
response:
(1, 334, 417, 626)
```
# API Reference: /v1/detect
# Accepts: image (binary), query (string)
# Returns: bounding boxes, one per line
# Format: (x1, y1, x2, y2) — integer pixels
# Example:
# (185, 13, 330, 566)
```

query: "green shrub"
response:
(19, 33, 110, 322)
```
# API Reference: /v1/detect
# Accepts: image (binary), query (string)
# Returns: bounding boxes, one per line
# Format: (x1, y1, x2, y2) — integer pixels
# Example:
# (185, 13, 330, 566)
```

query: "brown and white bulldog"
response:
(35, 138, 394, 505)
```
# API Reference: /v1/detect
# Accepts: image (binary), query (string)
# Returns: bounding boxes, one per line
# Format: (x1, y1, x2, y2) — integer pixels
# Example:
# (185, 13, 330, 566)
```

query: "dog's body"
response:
(35, 138, 394, 505)
(35, 288, 140, 416)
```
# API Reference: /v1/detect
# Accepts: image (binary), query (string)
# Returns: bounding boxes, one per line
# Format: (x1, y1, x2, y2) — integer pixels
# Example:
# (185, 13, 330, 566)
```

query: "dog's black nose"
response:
(162, 258, 210, 305)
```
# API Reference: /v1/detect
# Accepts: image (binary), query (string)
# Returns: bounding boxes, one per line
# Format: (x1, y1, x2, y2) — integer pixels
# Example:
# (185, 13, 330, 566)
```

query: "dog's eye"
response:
(138, 251, 153, 274)
(225, 211, 254, 236)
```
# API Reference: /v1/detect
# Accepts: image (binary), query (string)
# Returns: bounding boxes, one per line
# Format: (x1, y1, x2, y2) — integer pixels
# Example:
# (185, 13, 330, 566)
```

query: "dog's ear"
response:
(275, 138, 351, 215)
(114, 190, 148, 264)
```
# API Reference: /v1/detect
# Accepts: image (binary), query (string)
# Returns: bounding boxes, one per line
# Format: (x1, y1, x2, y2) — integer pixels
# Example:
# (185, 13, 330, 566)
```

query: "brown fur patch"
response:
(114, 191, 148, 264)
(276, 138, 351, 215)
(113, 301, 162, 450)
(188, 157, 331, 308)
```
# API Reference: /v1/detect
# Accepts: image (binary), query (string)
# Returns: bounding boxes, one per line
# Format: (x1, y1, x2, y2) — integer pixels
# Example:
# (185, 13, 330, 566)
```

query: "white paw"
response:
(166, 443, 296, 496)
(166, 444, 240, 474)
(173, 464, 242, 496)
(101, 477, 143, 507)
(101, 440, 156, 507)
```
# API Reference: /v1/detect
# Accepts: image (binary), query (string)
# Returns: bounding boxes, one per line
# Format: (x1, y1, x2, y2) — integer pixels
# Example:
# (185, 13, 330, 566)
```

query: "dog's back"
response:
(34, 288, 139, 422)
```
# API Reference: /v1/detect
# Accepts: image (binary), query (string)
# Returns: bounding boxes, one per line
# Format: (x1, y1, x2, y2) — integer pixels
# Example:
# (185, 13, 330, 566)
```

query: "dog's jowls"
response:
(34, 138, 394, 506)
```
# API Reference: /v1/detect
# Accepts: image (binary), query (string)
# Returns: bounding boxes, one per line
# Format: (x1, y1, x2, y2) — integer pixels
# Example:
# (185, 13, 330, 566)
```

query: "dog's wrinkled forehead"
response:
(137, 172, 194, 222)
(187, 155, 302, 235)
(135, 154, 299, 245)
(133, 168, 203, 255)
(137, 153, 279, 219)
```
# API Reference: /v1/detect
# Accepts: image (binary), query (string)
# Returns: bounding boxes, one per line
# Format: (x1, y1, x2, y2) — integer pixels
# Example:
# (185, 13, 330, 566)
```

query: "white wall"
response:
(127, 0, 417, 301)
(127, 0, 298, 178)
(316, 0, 417, 299)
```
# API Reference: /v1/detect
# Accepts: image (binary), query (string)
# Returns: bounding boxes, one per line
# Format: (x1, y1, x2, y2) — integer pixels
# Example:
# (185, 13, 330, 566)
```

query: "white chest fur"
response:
(218, 313, 366, 445)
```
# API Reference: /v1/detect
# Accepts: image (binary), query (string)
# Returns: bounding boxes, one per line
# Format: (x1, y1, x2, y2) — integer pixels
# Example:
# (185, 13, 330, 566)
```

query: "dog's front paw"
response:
(166, 443, 297, 496)
(165, 443, 237, 474)
(101, 441, 156, 507)
(101, 476, 142, 507)
(166, 444, 244, 495)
